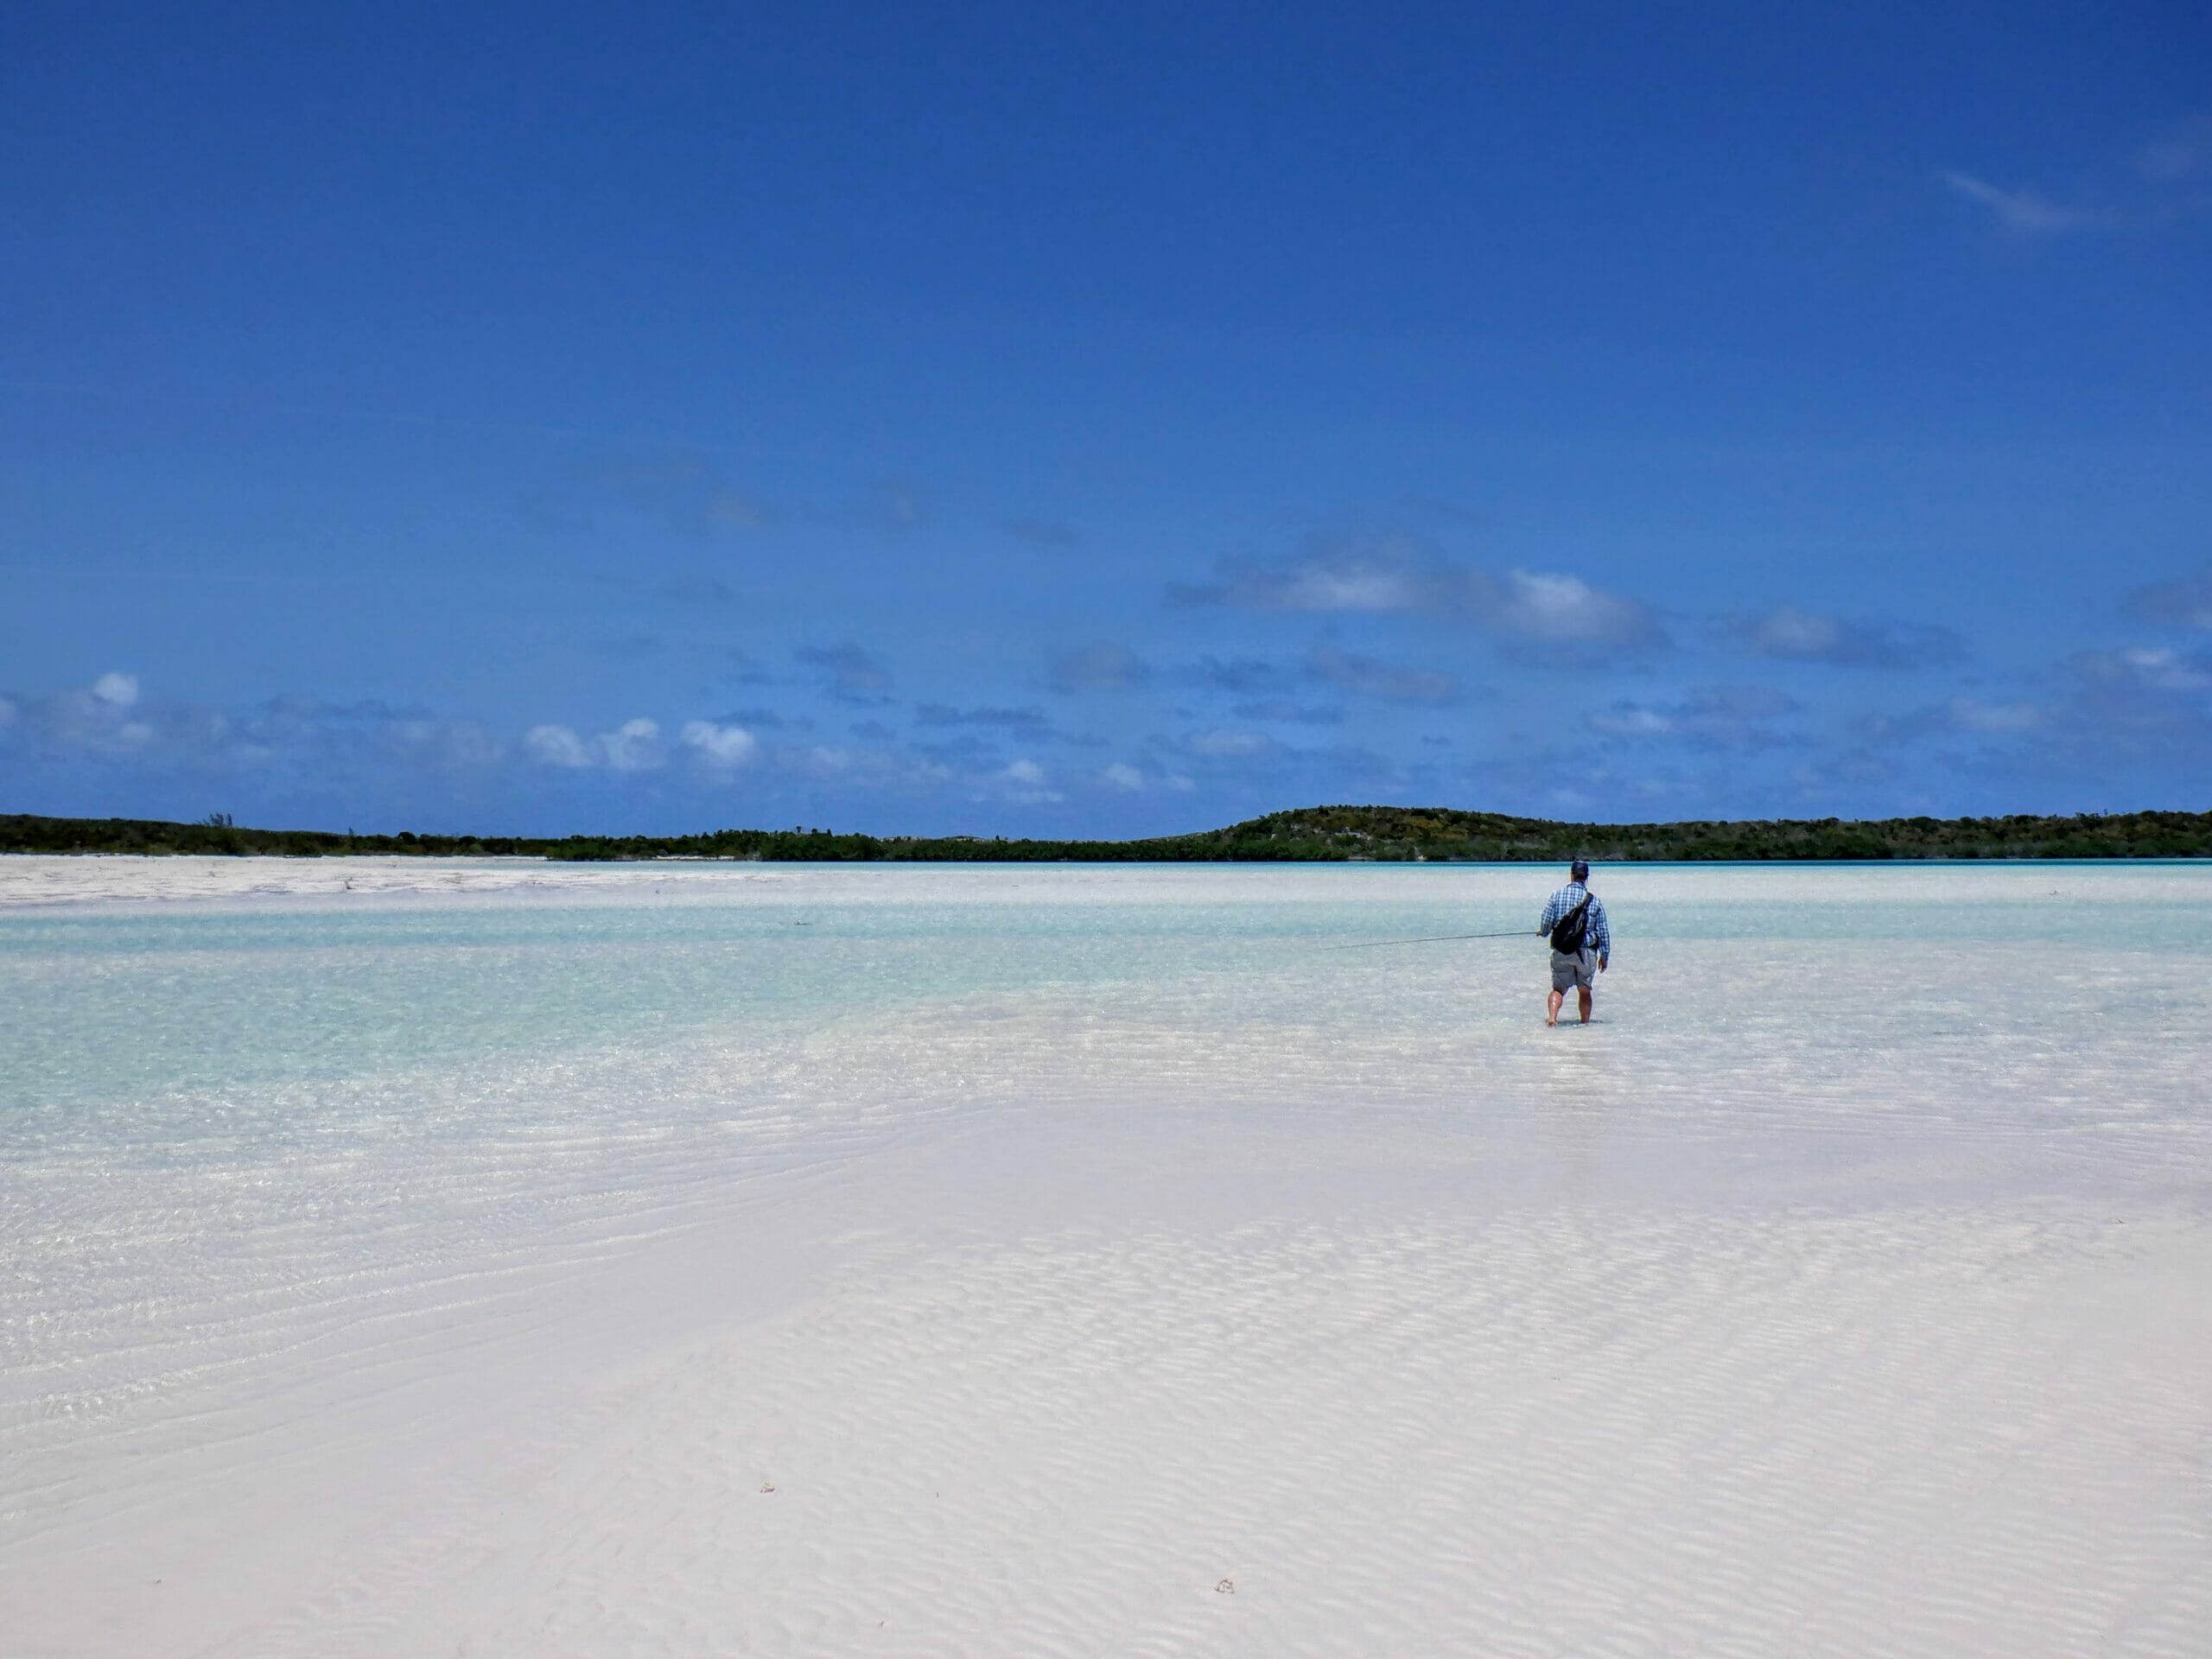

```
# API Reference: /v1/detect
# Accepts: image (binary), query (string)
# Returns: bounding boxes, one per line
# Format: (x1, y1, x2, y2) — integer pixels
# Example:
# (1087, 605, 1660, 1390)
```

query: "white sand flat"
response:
(2, 861, 2207, 1656)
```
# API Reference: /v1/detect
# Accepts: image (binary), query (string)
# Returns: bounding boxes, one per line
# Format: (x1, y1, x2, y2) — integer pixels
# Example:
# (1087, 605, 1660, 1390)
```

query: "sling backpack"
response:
(1549, 891, 1593, 955)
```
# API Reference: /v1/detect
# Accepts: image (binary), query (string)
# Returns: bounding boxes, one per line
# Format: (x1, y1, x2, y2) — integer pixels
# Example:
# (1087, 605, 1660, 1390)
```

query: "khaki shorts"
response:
(1550, 949, 1596, 993)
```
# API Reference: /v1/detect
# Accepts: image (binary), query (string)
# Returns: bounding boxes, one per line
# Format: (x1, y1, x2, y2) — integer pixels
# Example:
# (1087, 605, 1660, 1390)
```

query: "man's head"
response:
(1570, 858, 1590, 883)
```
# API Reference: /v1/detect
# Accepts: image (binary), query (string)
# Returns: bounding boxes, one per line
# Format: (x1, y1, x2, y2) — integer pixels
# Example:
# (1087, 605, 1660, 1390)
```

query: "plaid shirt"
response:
(1538, 881, 1611, 957)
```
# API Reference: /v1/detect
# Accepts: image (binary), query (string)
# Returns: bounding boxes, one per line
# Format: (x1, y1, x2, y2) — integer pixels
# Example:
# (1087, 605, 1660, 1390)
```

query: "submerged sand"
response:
(2, 858, 2207, 1656)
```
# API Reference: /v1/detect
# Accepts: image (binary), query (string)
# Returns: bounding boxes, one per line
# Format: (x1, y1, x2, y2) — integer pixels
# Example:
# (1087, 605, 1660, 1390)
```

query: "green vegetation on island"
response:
(4, 805, 2209, 861)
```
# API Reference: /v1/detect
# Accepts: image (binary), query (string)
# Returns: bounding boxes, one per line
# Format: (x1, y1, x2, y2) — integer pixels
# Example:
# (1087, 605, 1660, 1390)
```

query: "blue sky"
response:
(3, 2, 2209, 836)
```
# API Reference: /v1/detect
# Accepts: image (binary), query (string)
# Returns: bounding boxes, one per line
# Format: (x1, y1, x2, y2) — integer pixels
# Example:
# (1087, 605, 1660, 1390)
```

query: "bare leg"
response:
(1578, 987, 1593, 1024)
(1546, 989, 1564, 1027)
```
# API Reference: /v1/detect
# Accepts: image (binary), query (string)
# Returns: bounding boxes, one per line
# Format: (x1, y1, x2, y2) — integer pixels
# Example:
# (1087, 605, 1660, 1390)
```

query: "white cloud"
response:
(681, 719, 758, 769)
(1501, 571, 1656, 645)
(2109, 646, 2211, 693)
(1939, 170, 2094, 233)
(1174, 540, 1436, 614)
(1726, 607, 1964, 669)
(441, 722, 503, 767)
(91, 671, 139, 709)
(525, 717, 664, 771)
(1586, 685, 1801, 749)
(1943, 123, 2212, 236)
(1176, 542, 1663, 652)
(1587, 704, 1675, 736)
(1946, 697, 2044, 734)
(525, 724, 593, 767)
(1102, 762, 1146, 791)
(987, 758, 1062, 804)
(601, 717, 662, 772)
(1743, 607, 1840, 657)
(0, 678, 506, 779)
(3, 672, 168, 754)
(1281, 565, 1422, 612)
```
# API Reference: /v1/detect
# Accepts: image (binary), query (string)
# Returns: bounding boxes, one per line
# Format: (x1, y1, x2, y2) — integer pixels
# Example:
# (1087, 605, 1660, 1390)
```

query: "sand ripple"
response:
(259, 1200, 2210, 1658)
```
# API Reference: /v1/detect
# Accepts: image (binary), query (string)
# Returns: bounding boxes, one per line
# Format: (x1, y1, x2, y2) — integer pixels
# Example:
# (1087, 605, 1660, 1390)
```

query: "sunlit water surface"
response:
(3, 858, 2208, 1548)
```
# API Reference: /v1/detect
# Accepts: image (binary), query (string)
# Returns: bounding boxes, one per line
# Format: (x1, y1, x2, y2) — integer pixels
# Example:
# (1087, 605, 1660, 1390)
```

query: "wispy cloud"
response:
(0, 671, 167, 757)
(1185, 655, 1298, 695)
(16, 672, 157, 754)
(794, 642, 893, 703)
(1047, 642, 1153, 693)
(1098, 760, 1194, 793)
(1851, 700, 2022, 747)
(1944, 696, 2044, 734)
(1305, 645, 1459, 703)
(592, 456, 776, 536)
(658, 574, 739, 607)
(1853, 645, 2206, 767)
(720, 650, 774, 687)
(914, 702, 1060, 739)
(1586, 683, 1802, 748)
(2032, 646, 2212, 774)
(721, 706, 793, 730)
(2126, 569, 2212, 632)
(984, 758, 1062, 804)
(1943, 116, 2212, 235)
(1172, 537, 1665, 652)
(2074, 644, 2211, 696)
(1587, 703, 1675, 736)
(1170, 536, 1442, 614)
(1722, 607, 1965, 670)
(2137, 113, 2212, 183)
(1183, 729, 1278, 759)
(1939, 170, 2095, 234)
(861, 480, 926, 532)
(1002, 516, 1081, 549)
(0, 673, 518, 781)
(1230, 700, 1345, 726)
(1682, 683, 1799, 721)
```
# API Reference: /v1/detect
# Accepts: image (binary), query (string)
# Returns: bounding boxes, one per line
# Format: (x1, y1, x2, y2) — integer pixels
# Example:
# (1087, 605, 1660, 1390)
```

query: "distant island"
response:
(4, 805, 2208, 861)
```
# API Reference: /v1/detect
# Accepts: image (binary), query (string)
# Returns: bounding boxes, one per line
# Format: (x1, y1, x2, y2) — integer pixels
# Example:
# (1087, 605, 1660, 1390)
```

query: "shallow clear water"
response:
(9, 858, 2206, 1110)
(3, 859, 2209, 1546)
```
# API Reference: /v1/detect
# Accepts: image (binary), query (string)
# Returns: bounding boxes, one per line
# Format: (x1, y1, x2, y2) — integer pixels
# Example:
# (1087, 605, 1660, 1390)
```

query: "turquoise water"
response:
(2, 859, 2209, 1533)
(7, 861, 2205, 1121)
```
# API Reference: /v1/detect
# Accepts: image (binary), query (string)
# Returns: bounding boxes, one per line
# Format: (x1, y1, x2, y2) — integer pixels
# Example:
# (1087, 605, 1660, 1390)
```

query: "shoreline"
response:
(10, 804, 2211, 864)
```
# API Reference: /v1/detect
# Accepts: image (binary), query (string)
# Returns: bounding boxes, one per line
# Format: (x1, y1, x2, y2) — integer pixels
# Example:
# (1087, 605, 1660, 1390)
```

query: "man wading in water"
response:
(1538, 858, 1611, 1027)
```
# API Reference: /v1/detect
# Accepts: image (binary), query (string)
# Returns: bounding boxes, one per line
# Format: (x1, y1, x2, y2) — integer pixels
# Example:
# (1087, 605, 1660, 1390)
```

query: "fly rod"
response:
(1324, 929, 1534, 951)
